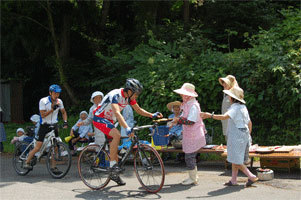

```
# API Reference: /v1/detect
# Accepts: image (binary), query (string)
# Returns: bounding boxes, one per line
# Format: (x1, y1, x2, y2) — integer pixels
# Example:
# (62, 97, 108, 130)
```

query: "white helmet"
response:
(30, 114, 40, 123)
(90, 91, 104, 103)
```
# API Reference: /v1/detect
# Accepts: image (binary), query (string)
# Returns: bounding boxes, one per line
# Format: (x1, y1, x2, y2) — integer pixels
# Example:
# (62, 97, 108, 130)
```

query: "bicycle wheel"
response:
(134, 144, 165, 193)
(78, 144, 111, 190)
(46, 142, 71, 179)
(12, 141, 33, 176)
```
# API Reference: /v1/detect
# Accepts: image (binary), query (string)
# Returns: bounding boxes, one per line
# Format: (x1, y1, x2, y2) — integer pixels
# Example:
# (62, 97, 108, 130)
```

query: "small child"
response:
(171, 83, 206, 185)
(30, 114, 40, 138)
(68, 111, 93, 155)
(201, 86, 258, 187)
(11, 128, 26, 144)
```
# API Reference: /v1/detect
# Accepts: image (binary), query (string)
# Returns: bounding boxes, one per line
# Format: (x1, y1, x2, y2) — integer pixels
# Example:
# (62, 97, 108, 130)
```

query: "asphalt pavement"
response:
(0, 153, 300, 200)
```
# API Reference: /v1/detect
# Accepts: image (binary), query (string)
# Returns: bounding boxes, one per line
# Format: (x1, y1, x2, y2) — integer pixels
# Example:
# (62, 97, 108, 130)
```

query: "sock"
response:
(110, 160, 117, 168)
(242, 167, 256, 179)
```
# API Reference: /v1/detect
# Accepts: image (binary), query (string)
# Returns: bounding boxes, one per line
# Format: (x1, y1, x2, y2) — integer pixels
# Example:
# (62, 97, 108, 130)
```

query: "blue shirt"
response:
(34, 123, 40, 138)
(168, 114, 183, 136)
(120, 105, 136, 137)
(72, 119, 93, 139)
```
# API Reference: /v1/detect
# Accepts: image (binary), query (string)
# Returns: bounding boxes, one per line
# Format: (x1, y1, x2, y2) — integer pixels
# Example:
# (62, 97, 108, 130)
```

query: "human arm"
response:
(248, 120, 252, 135)
(200, 112, 230, 120)
(131, 103, 163, 118)
(60, 108, 68, 128)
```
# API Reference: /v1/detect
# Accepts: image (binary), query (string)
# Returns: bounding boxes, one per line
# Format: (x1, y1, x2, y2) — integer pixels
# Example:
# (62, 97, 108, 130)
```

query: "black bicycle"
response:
(77, 118, 172, 193)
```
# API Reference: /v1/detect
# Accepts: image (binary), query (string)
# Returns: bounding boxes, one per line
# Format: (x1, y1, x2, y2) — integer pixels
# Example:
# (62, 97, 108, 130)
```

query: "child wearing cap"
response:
(11, 128, 27, 144)
(171, 83, 206, 186)
(201, 86, 258, 187)
(30, 114, 40, 138)
(68, 111, 93, 155)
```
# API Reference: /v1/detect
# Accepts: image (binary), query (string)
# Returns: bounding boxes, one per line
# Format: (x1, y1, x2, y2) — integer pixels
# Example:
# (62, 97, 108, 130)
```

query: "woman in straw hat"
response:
(219, 75, 239, 141)
(171, 83, 206, 186)
(167, 101, 182, 137)
(167, 101, 184, 162)
(201, 86, 258, 187)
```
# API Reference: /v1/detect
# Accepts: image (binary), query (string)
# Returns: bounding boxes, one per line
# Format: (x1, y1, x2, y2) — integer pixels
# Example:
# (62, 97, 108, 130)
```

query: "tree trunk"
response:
(100, 0, 110, 30)
(46, 0, 79, 105)
(183, 0, 190, 28)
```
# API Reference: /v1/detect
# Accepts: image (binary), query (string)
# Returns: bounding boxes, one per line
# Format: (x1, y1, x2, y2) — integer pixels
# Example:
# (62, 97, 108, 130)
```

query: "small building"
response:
(0, 80, 24, 123)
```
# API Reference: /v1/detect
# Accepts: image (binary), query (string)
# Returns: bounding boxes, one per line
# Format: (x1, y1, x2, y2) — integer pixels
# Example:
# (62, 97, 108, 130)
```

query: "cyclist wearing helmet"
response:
(24, 84, 68, 173)
(89, 78, 162, 185)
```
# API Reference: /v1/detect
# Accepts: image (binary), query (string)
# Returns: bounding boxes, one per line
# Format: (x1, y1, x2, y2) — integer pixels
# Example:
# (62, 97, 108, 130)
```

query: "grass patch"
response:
(2, 115, 79, 153)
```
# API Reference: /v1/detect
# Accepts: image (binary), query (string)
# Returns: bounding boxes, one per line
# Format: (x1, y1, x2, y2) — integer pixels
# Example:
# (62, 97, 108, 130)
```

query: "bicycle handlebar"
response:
(152, 118, 173, 123)
(133, 124, 155, 131)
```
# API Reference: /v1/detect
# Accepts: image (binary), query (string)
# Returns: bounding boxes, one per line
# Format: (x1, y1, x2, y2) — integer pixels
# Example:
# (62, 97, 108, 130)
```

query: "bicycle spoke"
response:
(134, 144, 165, 193)
(78, 145, 110, 190)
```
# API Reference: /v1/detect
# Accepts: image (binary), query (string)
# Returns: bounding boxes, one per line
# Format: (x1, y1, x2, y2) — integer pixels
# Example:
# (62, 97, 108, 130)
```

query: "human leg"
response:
(182, 152, 198, 185)
(225, 163, 239, 185)
(24, 141, 43, 169)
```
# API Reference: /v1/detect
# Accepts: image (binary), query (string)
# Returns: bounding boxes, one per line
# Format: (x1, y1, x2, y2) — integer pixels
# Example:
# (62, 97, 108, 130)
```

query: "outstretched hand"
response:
(152, 112, 163, 119)
(200, 112, 211, 119)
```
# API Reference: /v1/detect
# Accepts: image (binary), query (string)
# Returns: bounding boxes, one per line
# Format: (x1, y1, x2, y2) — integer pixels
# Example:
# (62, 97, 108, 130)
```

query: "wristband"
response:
(211, 112, 214, 119)
(126, 127, 132, 135)
(63, 121, 68, 127)
(152, 112, 160, 119)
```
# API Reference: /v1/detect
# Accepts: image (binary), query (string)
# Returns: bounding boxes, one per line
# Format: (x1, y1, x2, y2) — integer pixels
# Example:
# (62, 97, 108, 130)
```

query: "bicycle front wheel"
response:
(46, 142, 71, 179)
(13, 141, 32, 176)
(134, 144, 165, 193)
(77, 144, 111, 190)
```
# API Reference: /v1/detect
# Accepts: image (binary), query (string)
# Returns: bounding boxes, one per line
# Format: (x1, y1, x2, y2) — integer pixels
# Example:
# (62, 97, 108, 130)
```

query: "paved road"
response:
(0, 153, 300, 200)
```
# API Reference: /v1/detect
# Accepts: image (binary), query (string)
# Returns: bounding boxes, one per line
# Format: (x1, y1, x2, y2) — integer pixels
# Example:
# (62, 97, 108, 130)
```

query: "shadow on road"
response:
(186, 185, 245, 199)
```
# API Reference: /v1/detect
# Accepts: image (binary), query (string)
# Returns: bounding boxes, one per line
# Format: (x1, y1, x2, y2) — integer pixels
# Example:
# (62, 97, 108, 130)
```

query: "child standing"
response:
(171, 83, 206, 185)
(201, 86, 258, 187)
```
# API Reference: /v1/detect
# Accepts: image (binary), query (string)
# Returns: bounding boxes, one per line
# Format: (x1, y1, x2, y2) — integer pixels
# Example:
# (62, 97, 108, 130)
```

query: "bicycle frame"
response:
(19, 130, 58, 162)
(92, 124, 157, 170)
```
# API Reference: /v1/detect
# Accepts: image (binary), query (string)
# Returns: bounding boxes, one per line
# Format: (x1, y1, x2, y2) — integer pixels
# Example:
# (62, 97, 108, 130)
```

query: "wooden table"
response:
(221, 150, 301, 172)
(156, 147, 224, 155)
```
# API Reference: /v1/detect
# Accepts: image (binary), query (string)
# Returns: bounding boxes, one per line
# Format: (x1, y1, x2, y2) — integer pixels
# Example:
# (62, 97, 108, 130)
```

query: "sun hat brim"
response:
(219, 77, 231, 87)
(173, 89, 198, 97)
(223, 90, 246, 104)
(167, 101, 182, 111)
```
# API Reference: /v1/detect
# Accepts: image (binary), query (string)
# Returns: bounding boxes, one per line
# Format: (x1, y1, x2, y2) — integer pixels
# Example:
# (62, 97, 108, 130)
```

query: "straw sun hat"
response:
(219, 75, 238, 88)
(173, 83, 198, 97)
(167, 101, 181, 111)
(223, 86, 246, 104)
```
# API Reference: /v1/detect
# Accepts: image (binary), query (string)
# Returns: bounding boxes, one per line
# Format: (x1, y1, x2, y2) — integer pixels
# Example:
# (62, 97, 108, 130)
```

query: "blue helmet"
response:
(49, 84, 62, 93)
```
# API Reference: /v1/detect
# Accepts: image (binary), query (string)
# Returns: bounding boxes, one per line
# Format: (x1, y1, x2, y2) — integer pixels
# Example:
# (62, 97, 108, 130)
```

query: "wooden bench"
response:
(221, 150, 301, 172)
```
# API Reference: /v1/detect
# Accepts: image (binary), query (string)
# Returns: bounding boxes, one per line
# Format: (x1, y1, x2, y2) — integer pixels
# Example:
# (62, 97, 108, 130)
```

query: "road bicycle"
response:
(13, 125, 72, 179)
(77, 118, 172, 193)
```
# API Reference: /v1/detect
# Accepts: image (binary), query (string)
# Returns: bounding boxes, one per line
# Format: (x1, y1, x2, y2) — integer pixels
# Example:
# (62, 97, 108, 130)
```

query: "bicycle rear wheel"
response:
(46, 142, 71, 179)
(134, 144, 165, 193)
(78, 144, 111, 190)
(12, 141, 32, 176)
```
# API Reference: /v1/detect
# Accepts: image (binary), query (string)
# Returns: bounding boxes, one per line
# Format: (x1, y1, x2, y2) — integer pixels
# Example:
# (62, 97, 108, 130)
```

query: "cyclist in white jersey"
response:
(24, 84, 68, 173)
(78, 78, 163, 185)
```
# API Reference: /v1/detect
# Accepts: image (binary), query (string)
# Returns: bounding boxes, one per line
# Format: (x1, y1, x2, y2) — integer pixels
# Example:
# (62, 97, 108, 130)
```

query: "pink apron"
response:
(181, 98, 206, 153)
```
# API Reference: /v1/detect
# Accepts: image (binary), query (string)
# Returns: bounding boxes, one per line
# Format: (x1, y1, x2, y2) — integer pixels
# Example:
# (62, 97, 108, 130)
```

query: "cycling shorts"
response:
(37, 124, 59, 142)
(92, 116, 115, 139)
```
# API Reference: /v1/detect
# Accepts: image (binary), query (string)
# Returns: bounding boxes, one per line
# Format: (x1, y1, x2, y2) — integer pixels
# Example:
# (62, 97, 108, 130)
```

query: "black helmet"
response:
(125, 78, 143, 94)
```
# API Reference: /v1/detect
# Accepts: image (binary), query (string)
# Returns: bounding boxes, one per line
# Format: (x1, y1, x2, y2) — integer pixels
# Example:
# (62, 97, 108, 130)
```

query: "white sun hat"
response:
(30, 114, 40, 123)
(223, 86, 246, 104)
(173, 83, 198, 97)
(90, 91, 104, 103)
(16, 128, 25, 134)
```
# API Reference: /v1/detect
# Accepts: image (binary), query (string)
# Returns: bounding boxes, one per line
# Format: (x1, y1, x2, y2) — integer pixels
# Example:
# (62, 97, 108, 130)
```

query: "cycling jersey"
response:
(93, 88, 137, 137)
(39, 96, 64, 124)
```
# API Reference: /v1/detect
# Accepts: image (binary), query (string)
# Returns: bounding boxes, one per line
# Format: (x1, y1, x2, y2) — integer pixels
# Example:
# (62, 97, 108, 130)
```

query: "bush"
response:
(95, 8, 300, 145)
